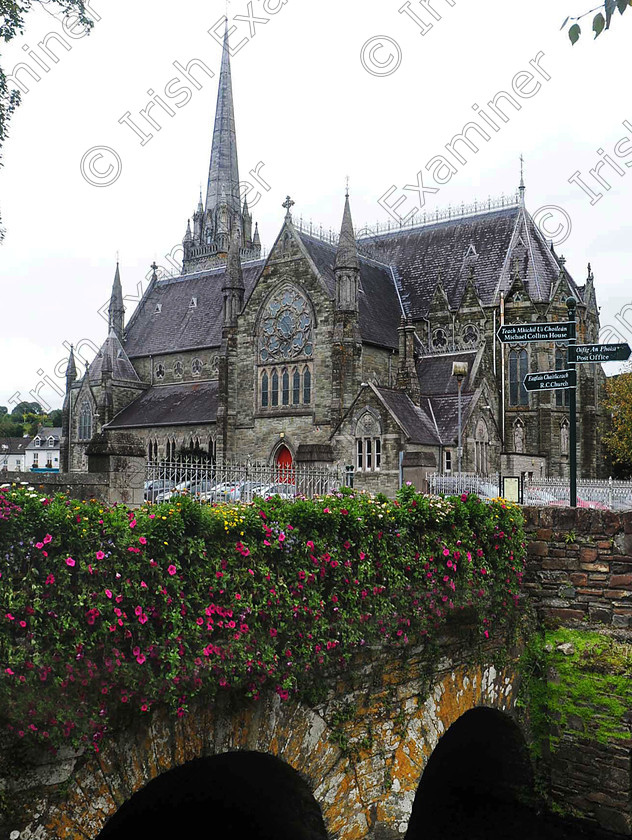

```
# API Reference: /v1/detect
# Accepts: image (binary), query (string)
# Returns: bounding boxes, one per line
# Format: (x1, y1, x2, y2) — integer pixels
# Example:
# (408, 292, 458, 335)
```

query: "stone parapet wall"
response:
(523, 506, 632, 629)
(0, 471, 110, 503)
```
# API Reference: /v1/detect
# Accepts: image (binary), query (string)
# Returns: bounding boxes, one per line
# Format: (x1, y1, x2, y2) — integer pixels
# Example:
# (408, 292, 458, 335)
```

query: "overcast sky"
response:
(2, 0, 632, 412)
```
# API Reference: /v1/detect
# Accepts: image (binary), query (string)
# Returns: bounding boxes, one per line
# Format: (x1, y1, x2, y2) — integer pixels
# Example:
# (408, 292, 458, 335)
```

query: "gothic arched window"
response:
(474, 418, 489, 474)
(257, 285, 314, 410)
(461, 324, 479, 348)
(78, 400, 92, 440)
(509, 349, 529, 406)
(355, 412, 382, 472)
(155, 363, 165, 380)
(432, 327, 448, 351)
(174, 361, 183, 378)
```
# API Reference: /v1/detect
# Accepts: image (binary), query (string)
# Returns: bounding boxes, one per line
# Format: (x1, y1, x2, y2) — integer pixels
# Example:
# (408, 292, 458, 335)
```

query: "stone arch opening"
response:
(405, 707, 535, 839)
(96, 750, 328, 840)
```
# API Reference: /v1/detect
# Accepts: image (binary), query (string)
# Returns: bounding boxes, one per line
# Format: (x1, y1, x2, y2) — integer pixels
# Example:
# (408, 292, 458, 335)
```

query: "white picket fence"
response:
(145, 459, 344, 504)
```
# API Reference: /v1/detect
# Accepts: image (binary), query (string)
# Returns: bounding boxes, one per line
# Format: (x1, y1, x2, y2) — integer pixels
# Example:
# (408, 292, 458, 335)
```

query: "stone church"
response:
(61, 27, 608, 495)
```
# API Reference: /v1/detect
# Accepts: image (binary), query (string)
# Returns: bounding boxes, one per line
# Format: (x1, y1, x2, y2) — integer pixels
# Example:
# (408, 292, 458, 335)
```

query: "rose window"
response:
(259, 287, 313, 363)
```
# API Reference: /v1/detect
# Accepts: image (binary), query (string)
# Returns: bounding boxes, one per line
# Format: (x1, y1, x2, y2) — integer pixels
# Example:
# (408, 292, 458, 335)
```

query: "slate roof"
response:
(124, 261, 265, 358)
(356, 205, 581, 320)
(0, 437, 31, 455)
(416, 351, 478, 395)
(27, 428, 61, 449)
(297, 232, 403, 349)
(375, 386, 441, 445)
(107, 382, 219, 429)
(426, 394, 475, 445)
(89, 332, 140, 383)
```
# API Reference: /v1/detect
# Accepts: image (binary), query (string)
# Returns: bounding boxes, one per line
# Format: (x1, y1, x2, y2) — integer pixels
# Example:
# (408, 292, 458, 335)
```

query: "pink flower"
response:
(129, 519, 137, 529)
(278, 532, 285, 543)
(442, 548, 450, 557)
(359, 552, 366, 560)
(139, 614, 148, 624)
(306, 541, 314, 549)
(139, 536, 147, 545)
(95, 551, 105, 560)
(45, 574, 55, 585)
(35, 542, 44, 550)
(167, 565, 177, 576)
(105, 589, 112, 599)
(66, 557, 75, 567)
(43, 534, 52, 544)
(137, 655, 146, 665)
(149, 514, 156, 519)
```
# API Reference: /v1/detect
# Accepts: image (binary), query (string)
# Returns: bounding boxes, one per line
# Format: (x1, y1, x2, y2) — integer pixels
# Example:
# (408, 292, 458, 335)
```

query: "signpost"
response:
(497, 308, 629, 508)
(523, 369, 576, 392)
(569, 343, 631, 364)
(496, 322, 574, 344)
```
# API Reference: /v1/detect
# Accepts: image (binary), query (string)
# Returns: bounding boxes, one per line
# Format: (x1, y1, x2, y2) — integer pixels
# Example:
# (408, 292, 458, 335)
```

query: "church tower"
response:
(331, 191, 362, 426)
(182, 23, 261, 273)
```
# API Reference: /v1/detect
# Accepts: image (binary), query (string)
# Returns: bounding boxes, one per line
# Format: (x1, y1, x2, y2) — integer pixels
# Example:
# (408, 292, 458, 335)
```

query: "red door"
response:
(275, 445, 294, 484)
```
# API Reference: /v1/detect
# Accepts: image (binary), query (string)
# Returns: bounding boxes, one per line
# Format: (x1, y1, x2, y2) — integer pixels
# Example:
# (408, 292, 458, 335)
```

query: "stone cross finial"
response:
(282, 195, 295, 220)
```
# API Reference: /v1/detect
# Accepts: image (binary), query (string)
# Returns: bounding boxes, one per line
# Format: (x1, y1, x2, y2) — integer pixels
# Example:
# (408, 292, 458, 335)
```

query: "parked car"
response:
(144, 479, 175, 502)
(255, 483, 296, 500)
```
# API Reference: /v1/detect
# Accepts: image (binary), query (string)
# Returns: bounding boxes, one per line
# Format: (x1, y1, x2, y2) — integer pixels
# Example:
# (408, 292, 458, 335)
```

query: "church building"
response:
(61, 26, 608, 496)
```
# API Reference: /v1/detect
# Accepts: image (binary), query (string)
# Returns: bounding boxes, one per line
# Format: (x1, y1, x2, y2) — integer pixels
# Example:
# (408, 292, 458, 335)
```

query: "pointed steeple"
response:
(253, 222, 261, 249)
(334, 192, 360, 312)
(184, 219, 193, 243)
(108, 262, 125, 342)
(335, 191, 359, 272)
(519, 153, 525, 207)
(66, 344, 77, 385)
(205, 21, 241, 220)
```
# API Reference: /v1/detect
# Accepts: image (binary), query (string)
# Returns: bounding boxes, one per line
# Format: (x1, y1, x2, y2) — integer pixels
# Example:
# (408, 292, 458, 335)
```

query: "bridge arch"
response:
(96, 751, 328, 840)
(18, 658, 526, 840)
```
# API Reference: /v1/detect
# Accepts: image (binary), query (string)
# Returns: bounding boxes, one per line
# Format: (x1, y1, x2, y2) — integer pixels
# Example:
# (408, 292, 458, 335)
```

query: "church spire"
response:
(108, 262, 125, 341)
(66, 344, 77, 385)
(205, 21, 241, 220)
(334, 192, 360, 311)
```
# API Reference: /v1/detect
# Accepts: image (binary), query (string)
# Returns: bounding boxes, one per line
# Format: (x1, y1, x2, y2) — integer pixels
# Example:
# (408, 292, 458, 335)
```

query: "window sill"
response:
(254, 407, 314, 419)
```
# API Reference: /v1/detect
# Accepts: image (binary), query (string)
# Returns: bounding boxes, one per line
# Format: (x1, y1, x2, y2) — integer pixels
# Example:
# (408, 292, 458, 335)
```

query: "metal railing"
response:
(524, 476, 632, 511)
(428, 473, 500, 499)
(145, 459, 343, 504)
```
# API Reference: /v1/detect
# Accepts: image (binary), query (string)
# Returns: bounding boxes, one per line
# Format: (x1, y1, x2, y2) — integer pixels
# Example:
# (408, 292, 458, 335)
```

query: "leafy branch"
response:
(562, 0, 632, 44)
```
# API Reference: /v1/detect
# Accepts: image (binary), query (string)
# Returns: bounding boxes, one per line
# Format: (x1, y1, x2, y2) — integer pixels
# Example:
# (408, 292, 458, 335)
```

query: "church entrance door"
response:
(275, 445, 294, 485)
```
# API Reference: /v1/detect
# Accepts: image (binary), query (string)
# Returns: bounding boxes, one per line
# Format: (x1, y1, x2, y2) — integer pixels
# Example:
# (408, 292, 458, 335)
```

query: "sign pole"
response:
(567, 297, 577, 508)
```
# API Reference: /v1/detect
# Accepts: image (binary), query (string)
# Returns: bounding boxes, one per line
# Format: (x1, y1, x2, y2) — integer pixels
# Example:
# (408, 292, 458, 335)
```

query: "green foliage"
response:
(0, 482, 525, 753)
(0, 1, 93, 239)
(562, 0, 632, 44)
(519, 628, 632, 760)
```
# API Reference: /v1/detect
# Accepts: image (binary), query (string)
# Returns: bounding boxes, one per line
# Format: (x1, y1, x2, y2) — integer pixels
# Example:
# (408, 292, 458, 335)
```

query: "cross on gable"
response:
(282, 195, 295, 217)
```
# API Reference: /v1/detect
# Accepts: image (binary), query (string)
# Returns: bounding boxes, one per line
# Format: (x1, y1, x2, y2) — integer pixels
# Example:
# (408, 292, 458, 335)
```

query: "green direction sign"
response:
(497, 321, 574, 343)
(523, 369, 577, 392)
(569, 343, 631, 364)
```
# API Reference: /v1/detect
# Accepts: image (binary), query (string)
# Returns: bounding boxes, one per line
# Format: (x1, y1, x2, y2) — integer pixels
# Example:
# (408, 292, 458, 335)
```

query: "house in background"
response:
(0, 437, 31, 472)
(26, 428, 62, 472)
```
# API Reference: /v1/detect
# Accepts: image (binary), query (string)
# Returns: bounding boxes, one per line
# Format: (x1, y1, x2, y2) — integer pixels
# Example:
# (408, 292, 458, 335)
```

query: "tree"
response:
(0, 1, 93, 239)
(603, 370, 632, 476)
(0, 406, 7, 417)
(563, 0, 632, 44)
(10, 400, 42, 418)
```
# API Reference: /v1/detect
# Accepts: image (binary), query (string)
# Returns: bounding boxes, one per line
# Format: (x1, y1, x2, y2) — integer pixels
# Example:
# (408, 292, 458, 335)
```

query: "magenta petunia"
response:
(167, 564, 177, 576)
(139, 536, 147, 545)
(95, 551, 105, 560)
(66, 557, 75, 567)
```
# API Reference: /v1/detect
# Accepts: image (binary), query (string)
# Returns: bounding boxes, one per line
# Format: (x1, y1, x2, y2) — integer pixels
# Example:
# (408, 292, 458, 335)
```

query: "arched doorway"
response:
(275, 443, 294, 485)
(97, 751, 328, 840)
(405, 708, 536, 840)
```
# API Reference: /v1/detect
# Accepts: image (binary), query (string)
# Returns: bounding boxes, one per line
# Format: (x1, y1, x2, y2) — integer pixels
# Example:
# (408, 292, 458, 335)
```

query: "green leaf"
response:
(617, 0, 629, 13)
(605, 0, 616, 26)
(560, 15, 570, 29)
(569, 23, 582, 43)
(593, 12, 606, 35)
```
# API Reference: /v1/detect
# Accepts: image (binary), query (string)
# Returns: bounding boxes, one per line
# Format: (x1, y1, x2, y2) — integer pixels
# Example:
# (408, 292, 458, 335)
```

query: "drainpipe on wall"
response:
(499, 294, 505, 449)
(399, 450, 404, 489)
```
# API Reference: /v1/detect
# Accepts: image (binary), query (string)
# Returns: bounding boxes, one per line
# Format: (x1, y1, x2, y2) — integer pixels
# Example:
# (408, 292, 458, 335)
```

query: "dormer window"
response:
(155, 363, 165, 380)
(191, 358, 203, 376)
(155, 303, 162, 314)
(174, 361, 183, 378)
(34, 438, 41, 448)
(47, 436, 55, 447)
(189, 297, 198, 309)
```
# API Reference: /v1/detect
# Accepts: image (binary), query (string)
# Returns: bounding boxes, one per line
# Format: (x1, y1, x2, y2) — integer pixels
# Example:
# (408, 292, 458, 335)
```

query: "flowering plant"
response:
(0, 483, 525, 752)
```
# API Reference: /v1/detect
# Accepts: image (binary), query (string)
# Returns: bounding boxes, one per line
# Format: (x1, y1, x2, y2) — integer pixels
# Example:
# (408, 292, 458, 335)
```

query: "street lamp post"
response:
(452, 361, 469, 475)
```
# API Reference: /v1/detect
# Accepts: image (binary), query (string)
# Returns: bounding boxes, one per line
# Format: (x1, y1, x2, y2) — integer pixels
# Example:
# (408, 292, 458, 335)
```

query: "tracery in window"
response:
(355, 412, 382, 472)
(509, 348, 529, 406)
(155, 363, 165, 380)
(78, 401, 92, 441)
(174, 361, 183, 378)
(432, 327, 448, 351)
(461, 324, 479, 348)
(191, 358, 203, 376)
(259, 286, 313, 363)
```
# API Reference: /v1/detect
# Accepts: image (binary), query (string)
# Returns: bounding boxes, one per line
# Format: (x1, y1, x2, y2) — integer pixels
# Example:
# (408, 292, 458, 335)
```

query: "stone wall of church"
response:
(362, 344, 396, 388)
(129, 349, 220, 387)
(225, 236, 338, 463)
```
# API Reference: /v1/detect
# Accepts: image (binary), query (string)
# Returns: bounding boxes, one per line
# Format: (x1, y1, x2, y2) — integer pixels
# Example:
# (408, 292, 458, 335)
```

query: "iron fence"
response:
(524, 477, 632, 512)
(145, 459, 343, 504)
(428, 473, 500, 499)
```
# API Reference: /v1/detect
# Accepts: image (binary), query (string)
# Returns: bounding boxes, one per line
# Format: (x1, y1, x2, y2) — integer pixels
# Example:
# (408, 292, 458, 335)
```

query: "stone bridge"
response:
(7, 637, 528, 840)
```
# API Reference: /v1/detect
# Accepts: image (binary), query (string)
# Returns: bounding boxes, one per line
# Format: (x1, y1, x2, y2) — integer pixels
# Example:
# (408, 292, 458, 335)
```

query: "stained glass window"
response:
(259, 287, 313, 363)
